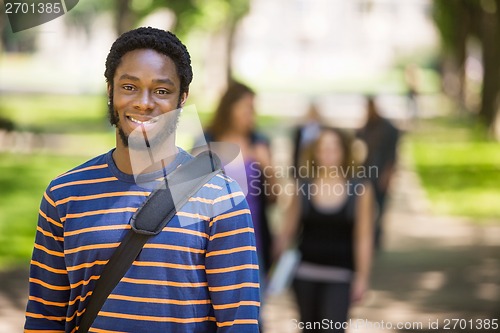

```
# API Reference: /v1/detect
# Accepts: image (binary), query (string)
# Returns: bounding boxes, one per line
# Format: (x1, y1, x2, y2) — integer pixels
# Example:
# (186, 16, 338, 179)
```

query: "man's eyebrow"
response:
(118, 74, 139, 81)
(118, 74, 175, 86)
(153, 78, 175, 86)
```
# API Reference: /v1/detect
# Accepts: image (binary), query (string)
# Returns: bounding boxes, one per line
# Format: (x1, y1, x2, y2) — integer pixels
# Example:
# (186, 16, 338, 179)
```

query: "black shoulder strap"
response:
(76, 151, 222, 333)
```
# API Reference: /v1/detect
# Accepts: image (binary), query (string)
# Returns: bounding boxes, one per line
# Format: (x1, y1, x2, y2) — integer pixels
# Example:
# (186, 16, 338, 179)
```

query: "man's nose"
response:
(134, 91, 154, 111)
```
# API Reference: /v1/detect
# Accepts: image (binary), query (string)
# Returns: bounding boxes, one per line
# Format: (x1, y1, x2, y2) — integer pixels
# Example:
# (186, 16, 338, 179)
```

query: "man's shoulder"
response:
(47, 151, 112, 190)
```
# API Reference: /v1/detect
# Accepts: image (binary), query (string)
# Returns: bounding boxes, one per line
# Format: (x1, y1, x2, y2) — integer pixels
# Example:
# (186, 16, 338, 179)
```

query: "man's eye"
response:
(123, 85, 135, 91)
(156, 89, 169, 95)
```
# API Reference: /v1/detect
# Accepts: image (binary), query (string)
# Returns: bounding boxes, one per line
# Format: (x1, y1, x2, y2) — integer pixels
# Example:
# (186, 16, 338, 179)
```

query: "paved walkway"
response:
(1, 137, 499, 332)
(0, 268, 28, 332)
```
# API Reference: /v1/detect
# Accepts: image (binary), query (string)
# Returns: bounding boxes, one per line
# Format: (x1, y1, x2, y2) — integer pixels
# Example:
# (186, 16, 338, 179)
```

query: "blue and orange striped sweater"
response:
(24, 149, 260, 332)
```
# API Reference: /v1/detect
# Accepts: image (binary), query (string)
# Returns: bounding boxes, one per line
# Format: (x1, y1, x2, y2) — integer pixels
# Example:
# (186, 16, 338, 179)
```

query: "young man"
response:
(357, 96, 399, 250)
(24, 27, 260, 333)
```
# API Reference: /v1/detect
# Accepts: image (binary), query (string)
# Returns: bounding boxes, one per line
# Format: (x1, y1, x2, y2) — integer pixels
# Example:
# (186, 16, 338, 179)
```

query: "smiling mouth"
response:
(127, 116, 159, 125)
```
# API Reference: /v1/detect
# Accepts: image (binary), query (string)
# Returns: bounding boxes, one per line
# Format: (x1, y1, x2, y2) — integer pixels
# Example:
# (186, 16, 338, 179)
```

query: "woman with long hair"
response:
(205, 81, 276, 278)
(275, 127, 374, 332)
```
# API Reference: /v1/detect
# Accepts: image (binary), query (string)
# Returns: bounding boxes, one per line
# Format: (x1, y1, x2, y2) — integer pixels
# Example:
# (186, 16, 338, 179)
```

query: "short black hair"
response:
(104, 27, 193, 95)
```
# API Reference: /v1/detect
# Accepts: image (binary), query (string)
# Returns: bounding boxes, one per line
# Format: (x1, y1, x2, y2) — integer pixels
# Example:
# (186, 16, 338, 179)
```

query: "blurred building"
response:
(235, 0, 437, 89)
(233, 0, 438, 123)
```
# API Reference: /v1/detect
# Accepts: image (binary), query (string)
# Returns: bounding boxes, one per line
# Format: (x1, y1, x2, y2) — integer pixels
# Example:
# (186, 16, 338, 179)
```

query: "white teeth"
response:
(128, 116, 157, 125)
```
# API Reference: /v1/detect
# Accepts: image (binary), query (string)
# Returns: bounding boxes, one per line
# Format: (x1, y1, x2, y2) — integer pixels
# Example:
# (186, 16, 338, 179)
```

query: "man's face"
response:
(108, 49, 187, 148)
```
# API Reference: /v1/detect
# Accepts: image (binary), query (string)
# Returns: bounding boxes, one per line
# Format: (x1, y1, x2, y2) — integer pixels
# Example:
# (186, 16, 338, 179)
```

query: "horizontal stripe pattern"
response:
(50, 177, 118, 191)
(25, 149, 260, 332)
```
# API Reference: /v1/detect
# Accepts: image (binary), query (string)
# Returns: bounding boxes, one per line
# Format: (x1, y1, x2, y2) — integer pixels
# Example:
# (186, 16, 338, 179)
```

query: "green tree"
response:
(114, 0, 251, 84)
(64, 0, 251, 86)
(433, 0, 500, 138)
(190, 0, 250, 83)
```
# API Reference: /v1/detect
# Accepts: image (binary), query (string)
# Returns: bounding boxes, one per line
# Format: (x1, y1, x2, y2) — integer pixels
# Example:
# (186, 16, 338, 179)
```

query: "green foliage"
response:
(133, 0, 200, 35)
(409, 117, 500, 219)
(432, 0, 500, 129)
(127, 0, 250, 36)
(60, 0, 251, 38)
(432, 0, 483, 53)
(432, 0, 461, 53)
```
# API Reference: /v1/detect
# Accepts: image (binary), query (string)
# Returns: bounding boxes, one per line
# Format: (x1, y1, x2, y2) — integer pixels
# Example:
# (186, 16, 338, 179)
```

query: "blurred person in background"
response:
(275, 127, 374, 333)
(292, 100, 323, 174)
(404, 63, 420, 124)
(357, 96, 399, 251)
(203, 81, 276, 282)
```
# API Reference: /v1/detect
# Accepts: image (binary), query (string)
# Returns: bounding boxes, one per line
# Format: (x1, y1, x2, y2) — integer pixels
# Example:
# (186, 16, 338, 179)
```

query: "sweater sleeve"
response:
(24, 187, 69, 332)
(205, 181, 261, 332)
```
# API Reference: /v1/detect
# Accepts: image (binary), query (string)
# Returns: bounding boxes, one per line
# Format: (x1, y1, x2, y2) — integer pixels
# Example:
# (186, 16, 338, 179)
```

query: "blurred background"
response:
(0, 0, 499, 332)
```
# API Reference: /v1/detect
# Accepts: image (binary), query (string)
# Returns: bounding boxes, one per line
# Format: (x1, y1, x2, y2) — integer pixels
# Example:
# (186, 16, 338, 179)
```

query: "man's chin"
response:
(118, 128, 176, 151)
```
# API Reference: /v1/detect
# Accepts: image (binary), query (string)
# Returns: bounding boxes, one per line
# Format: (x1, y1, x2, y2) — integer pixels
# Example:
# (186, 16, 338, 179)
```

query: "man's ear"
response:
(179, 91, 188, 107)
(107, 83, 112, 99)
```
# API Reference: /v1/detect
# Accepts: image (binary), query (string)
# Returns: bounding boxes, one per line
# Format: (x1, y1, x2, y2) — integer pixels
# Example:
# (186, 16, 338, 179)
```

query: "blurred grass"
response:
(0, 93, 281, 136)
(407, 117, 500, 220)
(0, 94, 276, 128)
(242, 67, 441, 95)
(0, 153, 89, 268)
(0, 94, 109, 133)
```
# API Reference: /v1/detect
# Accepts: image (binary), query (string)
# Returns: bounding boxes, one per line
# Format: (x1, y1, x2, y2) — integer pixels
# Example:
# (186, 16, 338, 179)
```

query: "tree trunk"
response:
(493, 0, 500, 139)
(225, 17, 238, 86)
(0, 1, 4, 54)
(479, 2, 500, 130)
(455, 1, 468, 112)
(115, 0, 135, 36)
